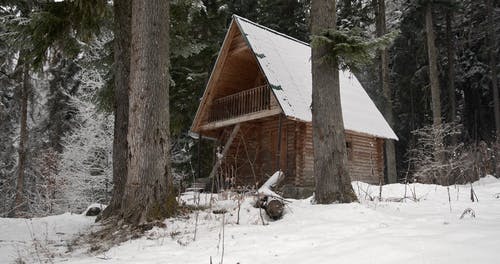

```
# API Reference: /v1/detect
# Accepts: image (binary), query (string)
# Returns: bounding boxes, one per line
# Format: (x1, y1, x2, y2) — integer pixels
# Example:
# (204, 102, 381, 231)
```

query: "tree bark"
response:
(425, 3, 445, 163)
(376, 0, 397, 183)
(311, 0, 357, 204)
(120, 0, 175, 224)
(486, 0, 500, 176)
(13, 62, 29, 216)
(446, 10, 457, 130)
(102, 0, 131, 220)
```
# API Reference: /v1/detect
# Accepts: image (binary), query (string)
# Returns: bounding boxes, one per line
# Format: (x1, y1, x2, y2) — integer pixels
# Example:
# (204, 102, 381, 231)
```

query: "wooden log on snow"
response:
(256, 171, 285, 219)
(265, 197, 284, 220)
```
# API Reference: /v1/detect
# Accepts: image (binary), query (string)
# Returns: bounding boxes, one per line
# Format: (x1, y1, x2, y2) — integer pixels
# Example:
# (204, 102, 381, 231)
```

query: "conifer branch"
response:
(311, 28, 398, 71)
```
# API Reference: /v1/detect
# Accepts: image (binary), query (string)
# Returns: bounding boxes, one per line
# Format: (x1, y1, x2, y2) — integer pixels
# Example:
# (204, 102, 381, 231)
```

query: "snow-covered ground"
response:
(1, 177, 500, 264)
(0, 208, 97, 263)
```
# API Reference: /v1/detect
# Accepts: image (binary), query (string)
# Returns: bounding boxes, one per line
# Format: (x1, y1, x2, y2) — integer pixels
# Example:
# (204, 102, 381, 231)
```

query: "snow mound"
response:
(475, 175, 499, 185)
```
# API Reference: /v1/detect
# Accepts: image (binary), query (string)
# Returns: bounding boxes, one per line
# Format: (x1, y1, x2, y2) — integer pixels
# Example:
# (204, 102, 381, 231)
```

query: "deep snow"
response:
(1, 178, 500, 264)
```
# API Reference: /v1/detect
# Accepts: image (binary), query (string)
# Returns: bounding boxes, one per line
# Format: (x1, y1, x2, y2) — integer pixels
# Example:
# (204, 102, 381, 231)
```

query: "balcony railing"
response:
(208, 85, 270, 122)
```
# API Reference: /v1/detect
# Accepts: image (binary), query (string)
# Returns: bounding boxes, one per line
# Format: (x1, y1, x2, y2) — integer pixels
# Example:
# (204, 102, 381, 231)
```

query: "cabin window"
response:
(346, 141, 353, 161)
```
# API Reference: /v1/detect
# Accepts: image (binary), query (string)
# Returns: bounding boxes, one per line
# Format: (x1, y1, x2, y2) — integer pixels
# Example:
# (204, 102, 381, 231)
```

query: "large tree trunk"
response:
(425, 3, 445, 163)
(13, 63, 29, 216)
(120, 0, 175, 224)
(102, 0, 131, 220)
(311, 0, 357, 204)
(487, 0, 500, 176)
(446, 9, 457, 138)
(376, 0, 397, 183)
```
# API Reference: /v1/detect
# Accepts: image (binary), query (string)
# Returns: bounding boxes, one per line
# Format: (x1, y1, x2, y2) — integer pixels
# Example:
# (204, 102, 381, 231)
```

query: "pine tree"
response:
(9, 4, 33, 217)
(101, 0, 131, 220)
(445, 4, 457, 145)
(375, 0, 397, 183)
(119, 0, 176, 224)
(311, 0, 357, 204)
(13, 55, 30, 216)
(425, 2, 445, 166)
(486, 0, 500, 176)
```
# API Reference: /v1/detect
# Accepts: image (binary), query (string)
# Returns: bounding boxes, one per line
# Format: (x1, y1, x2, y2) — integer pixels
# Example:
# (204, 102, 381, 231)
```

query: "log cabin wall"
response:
(297, 124, 384, 186)
(216, 116, 301, 188)
(215, 118, 384, 191)
(294, 122, 314, 187)
(346, 133, 384, 184)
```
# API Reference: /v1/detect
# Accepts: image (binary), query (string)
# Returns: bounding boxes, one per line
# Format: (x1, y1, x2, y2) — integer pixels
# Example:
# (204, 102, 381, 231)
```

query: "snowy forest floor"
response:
(2, 177, 500, 264)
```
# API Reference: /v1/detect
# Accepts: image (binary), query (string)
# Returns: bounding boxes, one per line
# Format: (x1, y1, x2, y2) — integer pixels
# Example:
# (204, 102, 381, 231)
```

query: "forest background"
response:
(1, 0, 498, 217)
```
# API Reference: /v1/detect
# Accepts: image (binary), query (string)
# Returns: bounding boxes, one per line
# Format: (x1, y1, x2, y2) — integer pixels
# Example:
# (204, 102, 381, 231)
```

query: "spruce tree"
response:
(311, 0, 357, 204)
(101, 0, 131, 220)
(424, 1, 446, 173)
(486, 0, 500, 176)
(120, 0, 175, 224)
(375, 0, 397, 183)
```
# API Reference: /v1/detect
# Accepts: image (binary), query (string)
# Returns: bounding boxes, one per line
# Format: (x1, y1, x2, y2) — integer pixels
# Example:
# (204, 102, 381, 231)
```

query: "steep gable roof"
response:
(234, 15, 397, 140)
(191, 15, 398, 140)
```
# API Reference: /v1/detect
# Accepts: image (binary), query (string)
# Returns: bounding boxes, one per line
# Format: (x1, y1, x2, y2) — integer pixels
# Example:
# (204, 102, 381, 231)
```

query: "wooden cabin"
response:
(190, 16, 398, 198)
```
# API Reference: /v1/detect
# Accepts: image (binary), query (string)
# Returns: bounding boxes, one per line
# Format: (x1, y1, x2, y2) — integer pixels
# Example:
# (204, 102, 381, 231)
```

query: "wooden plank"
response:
(200, 108, 282, 131)
(229, 45, 250, 56)
(229, 33, 245, 50)
(208, 124, 241, 180)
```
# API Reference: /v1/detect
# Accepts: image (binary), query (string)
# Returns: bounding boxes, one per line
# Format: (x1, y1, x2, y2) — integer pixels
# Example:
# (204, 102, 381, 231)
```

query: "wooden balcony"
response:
(202, 85, 281, 130)
(208, 85, 271, 122)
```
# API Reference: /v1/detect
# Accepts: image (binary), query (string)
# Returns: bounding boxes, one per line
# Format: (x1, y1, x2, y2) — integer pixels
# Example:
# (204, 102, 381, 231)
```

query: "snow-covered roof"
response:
(234, 15, 398, 140)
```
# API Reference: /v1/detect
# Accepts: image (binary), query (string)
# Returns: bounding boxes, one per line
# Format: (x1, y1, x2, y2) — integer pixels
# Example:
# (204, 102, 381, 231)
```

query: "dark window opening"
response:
(346, 141, 353, 161)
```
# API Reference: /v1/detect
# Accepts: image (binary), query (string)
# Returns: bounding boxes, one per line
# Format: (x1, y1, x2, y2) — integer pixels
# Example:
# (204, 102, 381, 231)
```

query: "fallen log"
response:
(255, 171, 286, 220)
(258, 171, 284, 197)
(265, 197, 284, 220)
